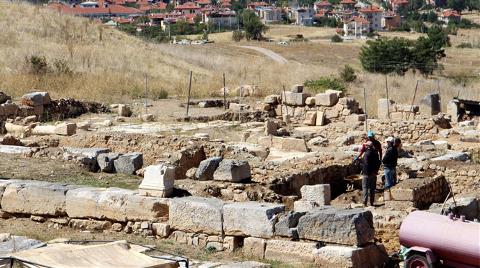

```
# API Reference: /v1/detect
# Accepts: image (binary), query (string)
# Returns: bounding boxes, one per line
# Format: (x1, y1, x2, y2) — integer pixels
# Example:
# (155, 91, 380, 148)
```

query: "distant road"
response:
(239, 46, 288, 64)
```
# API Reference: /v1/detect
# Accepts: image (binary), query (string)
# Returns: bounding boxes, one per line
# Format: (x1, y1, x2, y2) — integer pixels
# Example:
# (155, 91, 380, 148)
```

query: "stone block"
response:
(303, 111, 317, 126)
(113, 153, 143, 174)
(420, 93, 441, 116)
(169, 197, 224, 235)
(223, 236, 242, 252)
(314, 243, 389, 268)
(291, 84, 304, 93)
(223, 202, 285, 238)
(118, 104, 132, 117)
(139, 164, 176, 198)
(294, 200, 318, 212)
(377, 99, 394, 120)
(305, 97, 315, 106)
(281, 137, 308, 152)
(173, 146, 206, 180)
(284, 92, 310, 106)
(63, 147, 111, 172)
(195, 157, 222, 181)
(152, 223, 171, 238)
(69, 219, 112, 231)
(315, 93, 338, 107)
(213, 159, 251, 182)
(54, 123, 76, 136)
(125, 194, 169, 221)
(97, 153, 121, 173)
(258, 136, 272, 147)
(21, 92, 51, 106)
(300, 184, 331, 205)
(141, 114, 154, 122)
(265, 240, 316, 263)
(274, 211, 306, 237)
(390, 112, 403, 121)
(264, 95, 279, 105)
(297, 207, 375, 246)
(324, 109, 339, 119)
(32, 125, 56, 135)
(1, 103, 19, 116)
(243, 237, 266, 259)
(264, 119, 277, 135)
(316, 111, 325, 126)
(345, 114, 366, 125)
(66, 187, 127, 221)
(325, 89, 344, 98)
(1, 181, 70, 216)
(447, 100, 459, 123)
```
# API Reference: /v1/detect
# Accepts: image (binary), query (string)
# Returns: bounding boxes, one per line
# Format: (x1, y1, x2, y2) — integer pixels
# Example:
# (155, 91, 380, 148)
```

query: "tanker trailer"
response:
(399, 211, 480, 268)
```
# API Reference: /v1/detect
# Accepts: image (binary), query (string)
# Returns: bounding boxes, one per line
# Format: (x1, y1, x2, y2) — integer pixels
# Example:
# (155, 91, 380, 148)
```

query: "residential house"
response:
(290, 7, 314, 25)
(314, 1, 332, 12)
(174, 2, 201, 14)
(196, 0, 211, 8)
(204, 9, 238, 28)
(343, 16, 368, 37)
(440, 9, 461, 24)
(382, 11, 401, 30)
(359, 5, 383, 32)
(390, 0, 408, 13)
(247, 1, 269, 10)
(257, 6, 283, 24)
(340, 0, 356, 11)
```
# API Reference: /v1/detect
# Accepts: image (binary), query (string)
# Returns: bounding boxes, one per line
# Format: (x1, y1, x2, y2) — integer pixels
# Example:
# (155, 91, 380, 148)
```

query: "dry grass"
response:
(1, 1, 479, 115)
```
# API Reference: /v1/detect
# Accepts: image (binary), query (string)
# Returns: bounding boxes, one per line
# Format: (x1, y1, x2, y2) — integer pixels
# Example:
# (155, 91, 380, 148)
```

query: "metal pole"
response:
(186, 71, 192, 116)
(144, 73, 148, 114)
(363, 88, 368, 133)
(406, 80, 419, 121)
(223, 73, 226, 110)
(385, 74, 390, 119)
(282, 85, 288, 116)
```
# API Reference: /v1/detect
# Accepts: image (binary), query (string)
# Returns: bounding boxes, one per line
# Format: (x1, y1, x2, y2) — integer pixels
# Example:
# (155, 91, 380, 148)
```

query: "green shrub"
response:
(53, 59, 73, 75)
(331, 34, 343, 43)
(154, 89, 169, 99)
(232, 30, 244, 42)
(25, 55, 48, 75)
(339, 65, 357, 82)
(304, 77, 345, 93)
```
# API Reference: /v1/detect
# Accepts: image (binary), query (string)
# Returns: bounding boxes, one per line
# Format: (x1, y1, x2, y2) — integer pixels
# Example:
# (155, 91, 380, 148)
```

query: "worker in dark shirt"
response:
(382, 137, 401, 189)
(355, 131, 382, 161)
(362, 141, 381, 207)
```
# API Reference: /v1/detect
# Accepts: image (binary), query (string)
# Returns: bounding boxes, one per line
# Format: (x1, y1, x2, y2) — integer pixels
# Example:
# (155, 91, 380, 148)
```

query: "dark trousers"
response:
(362, 174, 376, 205)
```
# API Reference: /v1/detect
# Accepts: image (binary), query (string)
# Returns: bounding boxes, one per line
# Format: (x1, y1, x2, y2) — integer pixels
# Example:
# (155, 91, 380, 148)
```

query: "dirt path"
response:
(239, 46, 288, 64)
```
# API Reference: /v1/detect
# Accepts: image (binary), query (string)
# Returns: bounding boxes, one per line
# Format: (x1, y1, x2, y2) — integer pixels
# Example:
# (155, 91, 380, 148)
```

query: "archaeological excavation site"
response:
(0, 87, 479, 268)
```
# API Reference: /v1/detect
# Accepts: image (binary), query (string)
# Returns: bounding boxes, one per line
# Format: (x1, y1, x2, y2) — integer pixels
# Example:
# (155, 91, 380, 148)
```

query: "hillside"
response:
(1, 1, 480, 113)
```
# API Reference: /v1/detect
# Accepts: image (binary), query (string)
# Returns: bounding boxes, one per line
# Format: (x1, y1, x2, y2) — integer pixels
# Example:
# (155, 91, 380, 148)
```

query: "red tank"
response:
(399, 211, 480, 267)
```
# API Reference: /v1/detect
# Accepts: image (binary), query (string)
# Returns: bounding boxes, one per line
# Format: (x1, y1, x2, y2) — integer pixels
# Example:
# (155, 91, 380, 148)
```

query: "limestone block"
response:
(291, 84, 304, 93)
(447, 100, 459, 123)
(152, 223, 171, 238)
(305, 97, 316, 106)
(1, 181, 71, 216)
(325, 89, 344, 98)
(325, 109, 339, 119)
(139, 164, 176, 198)
(274, 211, 306, 237)
(316, 111, 325, 126)
(223, 202, 285, 238)
(243, 237, 266, 259)
(390, 112, 403, 121)
(54, 123, 77, 136)
(265, 240, 316, 263)
(113, 153, 143, 174)
(173, 145, 206, 180)
(169, 197, 224, 235)
(300, 184, 331, 205)
(118, 104, 132, 117)
(303, 111, 317, 126)
(345, 114, 366, 125)
(281, 137, 308, 152)
(315, 93, 338, 107)
(141, 114, 154, 122)
(314, 243, 389, 268)
(264, 119, 277, 135)
(97, 153, 121, 173)
(297, 207, 375, 246)
(284, 92, 310, 106)
(294, 200, 318, 212)
(264, 95, 279, 105)
(21, 92, 51, 106)
(377, 99, 395, 120)
(258, 136, 272, 147)
(63, 147, 111, 172)
(125, 194, 169, 221)
(213, 160, 251, 182)
(195, 157, 222, 181)
(32, 125, 56, 135)
(420, 93, 441, 116)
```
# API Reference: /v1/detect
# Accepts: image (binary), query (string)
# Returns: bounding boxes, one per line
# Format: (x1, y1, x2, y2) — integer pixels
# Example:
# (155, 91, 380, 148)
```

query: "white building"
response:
(343, 16, 369, 37)
(290, 7, 314, 26)
(359, 5, 383, 32)
(257, 6, 283, 24)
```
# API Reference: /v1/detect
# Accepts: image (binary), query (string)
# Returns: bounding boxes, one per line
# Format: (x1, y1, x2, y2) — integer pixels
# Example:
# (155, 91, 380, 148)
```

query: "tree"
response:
(412, 36, 445, 75)
(427, 26, 450, 49)
(339, 65, 356, 82)
(242, 10, 268, 40)
(359, 37, 414, 74)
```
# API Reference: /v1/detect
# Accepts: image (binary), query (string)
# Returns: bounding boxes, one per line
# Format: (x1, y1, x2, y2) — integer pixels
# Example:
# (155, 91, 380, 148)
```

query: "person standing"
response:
(355, 131, 382, 161)
(362, 141, 381, 207)
(382, 137, 401, 190)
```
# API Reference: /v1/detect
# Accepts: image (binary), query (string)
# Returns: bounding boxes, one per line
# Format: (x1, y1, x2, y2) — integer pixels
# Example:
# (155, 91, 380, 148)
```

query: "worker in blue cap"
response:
(355, 131, 382, 161)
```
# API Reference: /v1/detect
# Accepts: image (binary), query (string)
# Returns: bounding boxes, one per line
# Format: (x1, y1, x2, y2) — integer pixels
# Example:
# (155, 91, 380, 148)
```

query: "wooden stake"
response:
(223, 73, 226, 110)
(186, 71, 192, 116)
(385, 75, 390, 120)
(363, 88, 368, 133)
(406, 80, 419, 121)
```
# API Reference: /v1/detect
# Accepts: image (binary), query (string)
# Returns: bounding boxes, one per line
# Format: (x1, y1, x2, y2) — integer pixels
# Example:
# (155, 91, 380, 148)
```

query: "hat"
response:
(367, 131, 375, 138)
(385, 137, 394, 143)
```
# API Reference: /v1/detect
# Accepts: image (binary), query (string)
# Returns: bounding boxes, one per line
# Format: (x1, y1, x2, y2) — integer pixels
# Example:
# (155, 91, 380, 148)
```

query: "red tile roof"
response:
(340, 0, 356, 4)
(197, 0, 211, 4)
(359, 5, 382, 13)
(315, 1, 331, 7)
(391, 0, 409, 4)
(175, 2, 201, 10)
(348, 16, 368, 24)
